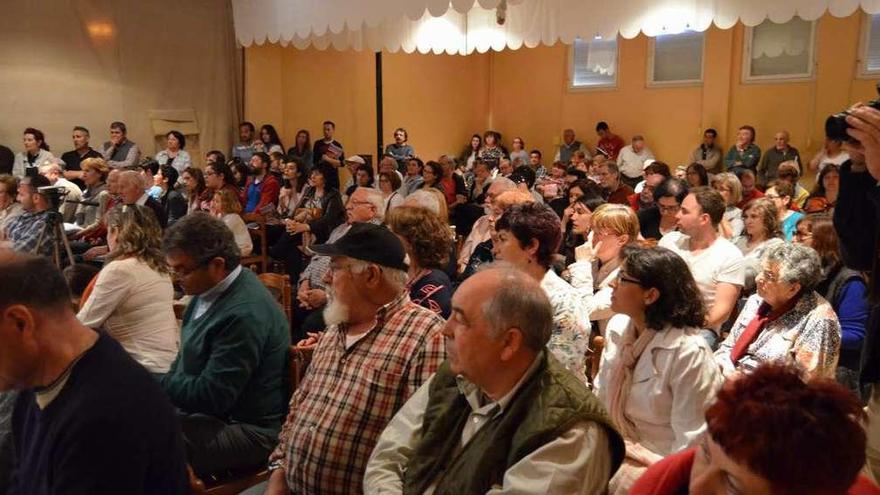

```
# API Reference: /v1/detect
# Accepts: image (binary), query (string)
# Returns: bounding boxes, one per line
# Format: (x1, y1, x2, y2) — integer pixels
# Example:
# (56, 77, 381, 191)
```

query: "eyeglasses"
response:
(658, 204, 680, 214)
(168, 263, 204, 279)
(616, 271, 645, 286)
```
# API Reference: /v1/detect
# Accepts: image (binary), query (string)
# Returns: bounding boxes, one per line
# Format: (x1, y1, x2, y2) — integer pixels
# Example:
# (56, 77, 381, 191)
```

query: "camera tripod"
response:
(33, 210, 75, 270)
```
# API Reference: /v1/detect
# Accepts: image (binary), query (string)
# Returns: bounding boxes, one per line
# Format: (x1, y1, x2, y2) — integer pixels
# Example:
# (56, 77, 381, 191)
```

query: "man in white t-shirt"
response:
(659, 187, 744, 347)
(616, 135, 654, 189)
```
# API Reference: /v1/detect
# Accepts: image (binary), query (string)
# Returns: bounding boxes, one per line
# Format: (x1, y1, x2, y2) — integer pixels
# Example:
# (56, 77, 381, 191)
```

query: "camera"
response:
(826, 82, 880, 142)
(37, 186, 69, 212)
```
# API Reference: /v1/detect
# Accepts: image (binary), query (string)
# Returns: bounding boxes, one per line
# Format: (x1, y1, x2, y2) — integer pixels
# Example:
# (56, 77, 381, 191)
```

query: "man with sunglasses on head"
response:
(160, 212, 290, 480)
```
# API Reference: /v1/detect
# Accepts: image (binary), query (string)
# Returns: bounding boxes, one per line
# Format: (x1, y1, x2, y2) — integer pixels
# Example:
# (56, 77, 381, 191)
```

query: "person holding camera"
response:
(832, 102, 880, 483)
(0, 174, 53, 256)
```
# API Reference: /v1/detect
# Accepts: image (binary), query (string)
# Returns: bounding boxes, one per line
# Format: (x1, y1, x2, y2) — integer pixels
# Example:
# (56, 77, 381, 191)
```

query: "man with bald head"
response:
(757, 130, 800, 187)
(365, 265, 624, 493)
(38, 161, 82, 223)
(0, 253, 187, 493)
(555, 128, 590, 165)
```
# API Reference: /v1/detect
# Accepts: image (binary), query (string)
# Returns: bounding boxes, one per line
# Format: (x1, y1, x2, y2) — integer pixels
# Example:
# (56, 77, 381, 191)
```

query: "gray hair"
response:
(488, 177, 516, 194)
(38, 162, 63, 175)
(356, 186, 386, 222)
(762, 242, 823, 290)
(118, 170, 147, 189)
(404, 189, 440, 214)
(479, 263, 553, 351)
(162, 212, 241, 270)
(349, 259, 408, 293)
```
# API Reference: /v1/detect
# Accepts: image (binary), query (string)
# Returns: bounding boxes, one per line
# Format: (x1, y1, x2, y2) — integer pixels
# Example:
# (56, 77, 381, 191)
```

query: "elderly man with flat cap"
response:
(364, 264, 625, 494)
(259, 223, 447, 495)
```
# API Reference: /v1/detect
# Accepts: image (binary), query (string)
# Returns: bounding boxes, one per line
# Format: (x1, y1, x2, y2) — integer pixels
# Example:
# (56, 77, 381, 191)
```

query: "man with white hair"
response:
(38, 161, 82, 223)
(616, 135, 654, 189)
(117, 170, 166, 227)
(402, 189, 441, 215)
(757, 130, 800, 188)
(261, 223, 446, 495)
(456, 177, 516, 274)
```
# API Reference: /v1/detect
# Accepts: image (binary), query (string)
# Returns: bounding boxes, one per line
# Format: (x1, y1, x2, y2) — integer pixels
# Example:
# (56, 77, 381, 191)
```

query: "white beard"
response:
(322, 292, 349, 327)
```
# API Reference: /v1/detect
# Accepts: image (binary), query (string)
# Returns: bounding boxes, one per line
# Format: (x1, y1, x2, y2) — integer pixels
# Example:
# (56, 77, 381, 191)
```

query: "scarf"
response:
(730, 292, 803, 364)
(607, 319, 655, 440)
(593, 257, 620, 292)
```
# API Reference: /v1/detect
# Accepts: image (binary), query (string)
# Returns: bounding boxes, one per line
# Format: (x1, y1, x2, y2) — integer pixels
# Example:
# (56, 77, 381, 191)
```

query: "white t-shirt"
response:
(616, 145, 655, 179)
(658, 231, 745, 329)
(222, 213, 254, 256)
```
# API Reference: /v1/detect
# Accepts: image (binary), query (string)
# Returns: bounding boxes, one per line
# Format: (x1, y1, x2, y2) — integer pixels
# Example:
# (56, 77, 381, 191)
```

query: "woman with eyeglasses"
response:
(735, 198, 784, 295)
(594, 245, 721, 495)
(77, 205, 179, 375)
(637, 178, 688, 241)
(715, 242, 841, 380)
(764, 180, 803, 241)
(711, 172, 744, 239)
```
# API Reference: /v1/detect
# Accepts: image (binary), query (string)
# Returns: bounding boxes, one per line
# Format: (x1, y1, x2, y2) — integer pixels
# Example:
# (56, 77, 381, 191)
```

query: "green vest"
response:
(402, 353, 625, 495)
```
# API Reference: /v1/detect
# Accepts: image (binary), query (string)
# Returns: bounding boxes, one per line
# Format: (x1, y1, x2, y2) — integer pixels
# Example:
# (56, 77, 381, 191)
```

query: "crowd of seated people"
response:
(1, 113, 879, 495)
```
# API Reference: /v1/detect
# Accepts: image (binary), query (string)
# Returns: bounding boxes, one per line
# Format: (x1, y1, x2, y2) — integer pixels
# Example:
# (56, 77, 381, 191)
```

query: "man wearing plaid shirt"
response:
(262, 223, 446, 495)
(0, 175, 52, 256)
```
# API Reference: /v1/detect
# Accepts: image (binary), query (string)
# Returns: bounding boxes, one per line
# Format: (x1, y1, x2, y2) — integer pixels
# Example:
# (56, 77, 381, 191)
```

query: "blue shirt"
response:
(4, 210, 50, 256)
(245, 180, 263, 213)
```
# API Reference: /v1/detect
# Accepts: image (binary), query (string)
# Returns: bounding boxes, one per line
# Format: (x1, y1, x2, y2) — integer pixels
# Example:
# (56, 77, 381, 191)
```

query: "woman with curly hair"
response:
(595, 245, 722, 494)
(77, 204, 179, 374)
(386, 205, 454, 318)
(735, 198, 784, 295)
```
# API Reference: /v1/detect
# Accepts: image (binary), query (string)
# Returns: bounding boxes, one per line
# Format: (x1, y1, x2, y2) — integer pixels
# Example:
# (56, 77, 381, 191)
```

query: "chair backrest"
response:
(289, 345, 315, 395)
(258, 272, 292, 325)
(242, 212, 268, 272)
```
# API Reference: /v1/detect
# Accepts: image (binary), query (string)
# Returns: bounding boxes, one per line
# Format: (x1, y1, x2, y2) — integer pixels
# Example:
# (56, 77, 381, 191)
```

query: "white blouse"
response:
(222, 213, 253, 256)
(594, 315, 722, 457)
(77, 257, 179, 373)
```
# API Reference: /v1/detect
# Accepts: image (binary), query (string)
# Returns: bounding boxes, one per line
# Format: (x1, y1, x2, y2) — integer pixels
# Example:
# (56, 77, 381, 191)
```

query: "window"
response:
(859, 13, 880, 77)
(570, 37, 618, 89)
(743, 17, 816, 82)
(648, 30, 704, 86)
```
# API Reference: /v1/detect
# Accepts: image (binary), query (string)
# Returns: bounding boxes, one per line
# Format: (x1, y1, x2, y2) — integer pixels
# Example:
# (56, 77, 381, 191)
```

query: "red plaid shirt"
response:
(272, 292, 446, 494)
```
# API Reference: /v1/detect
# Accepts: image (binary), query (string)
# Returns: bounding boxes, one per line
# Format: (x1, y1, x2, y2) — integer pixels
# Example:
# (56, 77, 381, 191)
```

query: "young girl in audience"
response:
(458, 134, 482, 172)
(764, 180, 803, 241)
(257, 124, 284, 154)
(76, 205, 179, 376)
(210, 188, 253, 256)
(595, 245, 722, 495)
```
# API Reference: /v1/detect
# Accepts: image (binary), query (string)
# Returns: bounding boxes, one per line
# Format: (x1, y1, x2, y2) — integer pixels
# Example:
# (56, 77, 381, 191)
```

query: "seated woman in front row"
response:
(594, 245, 722, 495)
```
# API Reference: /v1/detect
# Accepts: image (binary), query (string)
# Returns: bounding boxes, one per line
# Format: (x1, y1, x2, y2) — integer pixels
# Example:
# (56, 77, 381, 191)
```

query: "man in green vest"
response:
(364, 265, 625, 494)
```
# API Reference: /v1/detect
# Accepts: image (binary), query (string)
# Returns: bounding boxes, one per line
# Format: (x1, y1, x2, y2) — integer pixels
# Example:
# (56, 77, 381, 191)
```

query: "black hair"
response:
(208, 161, 236, 187)
(253, 152, 270, 166)
(110, 121, 127, 134)
(654, 177, 689, 204)
(240, 121, 255, 132)
(495, 202, 562, 269)
(529, 149, 542, 158)
(596, 121, 609, 132)
(206, 150, 226, 164)
(162, 212, 241, 270)
(0, 254, 71, 313)
(23, 127, 50, 151)
(159, 164, 179, 190)
(570, 179, 606, 211)
(140, 159, 160, 176)
(620, 245, 705, 330)
(564, 167, 587, 181)
(323, 120, 336, 129)
(166, 130, 186, 149)
(72, 126, 90, 136)
(510, 165, 536, 189)
(63, 263, 100, 299)
(705, 128, 718, 138)
(686, 162, 710, 186)
(260, 124, 284, 151)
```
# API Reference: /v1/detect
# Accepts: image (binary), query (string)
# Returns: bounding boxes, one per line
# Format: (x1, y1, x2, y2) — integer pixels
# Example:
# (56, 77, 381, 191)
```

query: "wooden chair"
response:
(289, 345, 315, 394)
(258, 272, 292, 327)
(589, 335, 605, 383)
(241, 213, 268, 273)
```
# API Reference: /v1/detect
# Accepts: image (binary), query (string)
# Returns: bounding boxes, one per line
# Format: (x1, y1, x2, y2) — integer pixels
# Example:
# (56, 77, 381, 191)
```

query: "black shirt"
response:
(637, 206, 663, 240)
(61, 148, 102, 190)
(0, 146, 13, 175)
(10, 332, 188, 494)
(312, 139, 344, 192)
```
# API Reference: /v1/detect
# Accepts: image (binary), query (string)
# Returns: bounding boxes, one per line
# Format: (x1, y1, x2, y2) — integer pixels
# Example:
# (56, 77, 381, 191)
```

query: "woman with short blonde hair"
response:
(77, 205, 179, 374)
(211, 188, 252, 256)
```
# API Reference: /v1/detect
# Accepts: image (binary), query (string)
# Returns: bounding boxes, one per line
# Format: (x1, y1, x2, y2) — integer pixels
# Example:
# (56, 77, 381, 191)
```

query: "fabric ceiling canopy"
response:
(233, 0, 880, 54)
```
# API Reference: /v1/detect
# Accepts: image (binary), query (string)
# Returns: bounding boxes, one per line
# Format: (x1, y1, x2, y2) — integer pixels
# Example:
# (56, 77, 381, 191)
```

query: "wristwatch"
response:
(267, 459, 284, 472)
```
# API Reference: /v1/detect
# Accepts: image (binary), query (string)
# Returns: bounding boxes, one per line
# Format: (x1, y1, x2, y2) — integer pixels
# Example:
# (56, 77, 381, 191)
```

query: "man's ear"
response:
(499, 327, 525, 361)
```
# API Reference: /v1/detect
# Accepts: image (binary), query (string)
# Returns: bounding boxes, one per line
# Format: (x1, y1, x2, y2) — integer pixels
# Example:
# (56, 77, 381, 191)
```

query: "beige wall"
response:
(245, 12, 879, 174)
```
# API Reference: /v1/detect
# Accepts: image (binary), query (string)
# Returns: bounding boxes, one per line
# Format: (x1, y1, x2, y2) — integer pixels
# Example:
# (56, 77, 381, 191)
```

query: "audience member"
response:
(465, 158, 493, 203)
(595, 245, 721, 494)
(263, 223, 445, 494)
(711, 172, 744, 239)
(630, 363, 879, 495)
(76, 204, 178, 374)
(118, 170, 167, 227)
(797, 215, 869, 397)
(638, 178, 687, 240)
(629, 160, 670, 210)
(232, 121, 258, 164)
(345, 163, 375, 198)
(420, 160, 445, 195)
(457, 177, 516, 273)
(596, 121, 626, 160)
(384, 127, 415, 172)
(723, 125, 761, 173)
(63, 262, 100, 309)
(494, 202, 592, 380)
(205, 149, 226, 166)
(764, 180, 803, 241)
(715, 242, 841, 379)
(478, 130, 508, 168)
(459, 188, 534, 281)
(555, 128, 590, 164)
(734, 168, 763, 209)
(0, 175, 53, 256)
(776, 160, 810, 208)
(596, 162, 634, 205)
(155, 130, 192, 174)
(509, 164, 541, 203)
(365, 266, 625, 494)
(0, 145, 13, 175)
(257, 124, 285, 154)
(734, 198, 784, 295)
(507, 136, 527, 167)
(100, 121, 141, 169)
(38, 161, 82, 223)
(71, 158, 111, 235)
(268, 151, 286, 179)
(60, 126, 102, 189)
(401, 157, 424, 196)
(757, 130, 800, 187)
(804, 163, 840, 214)
(205, 160, 244, 208)
(689, 128, 722, 173)
(312, 120, 344, 191)
(387, 206, 453, 318)
(286, 129, 313, 167)
(378, 170, 404, 215)
(181, 166, 210, 213)
(459, 134, 482, 171)
(340, 154, 364, 194)
(559, 179, 606, 262)
(245, 152, 281, 214)
(154, 165, 187, 226)
(0, 253, 187, 493)
(277, 159, 308, 219)
(808, 136, 850, 173)
(0, 175, 22, 234)
(161, 213, 290, 477)
(528, 148, 547, 179)
(211, 188, 253, 256)
(617, 135, 654, 188)
(12, 127, 55, 178)
(659, 187, 745, 345)
(497, 157, 514, 177)
(536, 160, 567, 202)
(684, 162, 709, 188)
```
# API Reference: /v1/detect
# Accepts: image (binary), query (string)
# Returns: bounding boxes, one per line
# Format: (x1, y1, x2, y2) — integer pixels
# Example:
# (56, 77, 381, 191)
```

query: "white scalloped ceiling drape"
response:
(232, 0, 880, 54)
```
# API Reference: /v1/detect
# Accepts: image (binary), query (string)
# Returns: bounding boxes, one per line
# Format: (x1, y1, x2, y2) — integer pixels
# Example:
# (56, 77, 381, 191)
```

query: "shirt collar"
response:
(199, 265, 242, 304)
(455, 351, 544, 417)
(136, 193, 149, 206)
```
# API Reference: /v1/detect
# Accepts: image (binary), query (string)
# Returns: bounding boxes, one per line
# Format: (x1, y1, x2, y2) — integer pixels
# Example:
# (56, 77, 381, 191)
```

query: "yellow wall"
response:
(245, 12, 879, 173)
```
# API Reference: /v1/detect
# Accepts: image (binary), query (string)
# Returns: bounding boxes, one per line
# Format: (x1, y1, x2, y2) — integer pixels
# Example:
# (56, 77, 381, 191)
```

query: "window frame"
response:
(646, 30, 706, 87)
(742, 17, 817, 84)
(858, 12, 880, 79)
(567, 36, 619, 92)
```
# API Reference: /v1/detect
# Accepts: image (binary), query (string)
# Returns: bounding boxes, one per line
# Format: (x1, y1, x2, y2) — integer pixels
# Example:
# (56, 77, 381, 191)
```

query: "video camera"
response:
(37, 186, 69, 212)
(826, 82, 880, 142)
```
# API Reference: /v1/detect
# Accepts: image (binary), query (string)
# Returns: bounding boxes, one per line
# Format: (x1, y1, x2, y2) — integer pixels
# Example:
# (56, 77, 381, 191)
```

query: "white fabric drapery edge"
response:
(233, 0, 880, 54)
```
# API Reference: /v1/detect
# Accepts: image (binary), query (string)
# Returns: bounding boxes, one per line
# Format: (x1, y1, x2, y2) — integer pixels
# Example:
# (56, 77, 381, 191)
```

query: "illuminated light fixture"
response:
(593, 34, 603, 40)
(86, 21, 115, 39)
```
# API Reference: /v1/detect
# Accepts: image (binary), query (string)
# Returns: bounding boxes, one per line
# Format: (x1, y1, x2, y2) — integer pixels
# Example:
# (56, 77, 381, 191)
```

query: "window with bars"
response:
(743, 17, 815, 82)
(860, 13, 880, 77)
(648, 30, 704, 85)
(570, 37, 618, 89)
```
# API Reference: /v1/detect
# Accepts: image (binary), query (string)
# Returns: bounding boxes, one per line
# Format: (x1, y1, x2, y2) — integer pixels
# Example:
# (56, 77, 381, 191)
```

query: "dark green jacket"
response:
(161, 268, 290, 431)
(403, 353, 625, 494)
